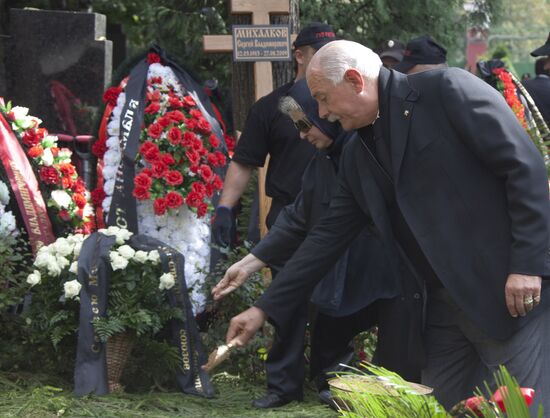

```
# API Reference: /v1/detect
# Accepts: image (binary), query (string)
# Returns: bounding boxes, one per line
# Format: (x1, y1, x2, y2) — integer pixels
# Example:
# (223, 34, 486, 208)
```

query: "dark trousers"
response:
(422, 288, 550, 416)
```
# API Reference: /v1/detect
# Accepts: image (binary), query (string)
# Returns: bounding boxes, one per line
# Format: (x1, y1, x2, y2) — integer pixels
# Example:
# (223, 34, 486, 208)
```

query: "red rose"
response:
(58, 209, 71, 222)
(73, 193, 87, 209)
(147, 123, 163, 139)
(166, 191, 184, 209)
(141, 168, 154, 178)
(145, 101, 160, 114)
(191, 181, 206, 195)
(197, 202, 209, 217)
(191, 138, 204, 153)
(186, 118, 198, 131)
(92, 138, 107, 158)
(153, 197, 167, 215)
(212, 174, 223, 190)
(91, 187, 106, 206)
(152, 161, 168, 178)
(182, 131, 197, 147)
(167, 126, 182, 145)
(196, 118, 211, 135)
(72, 178, 86, 194)
(165, 170, 183, 186)
(185, 150, 200, 166)
(208, 134, 220, 149)
(22, 129, 40, 147)
(134, 172, 153, 189)
(161, 153, 175, 166)
(185, 191, 203, 208)
(169, 96, 183, 108)
(157, 115, 171, 128)
(183, 95, 196, 107)
(168, 110, 185, 122)
(190, 109, 202, 119)
(190, 165, 199, 174)
(59, 163, 76, 178)
(140, 141, 160, 163)
(224, 134, 236, 152)
(133, 185, 150, 200)
(147, 53, 161, 64)
(28, 145, 44, 158)
(103, 86, 123, 106)
(39, 166, 59, 185)
(61, 176, 74, 189)
(198, 165, 213, 182)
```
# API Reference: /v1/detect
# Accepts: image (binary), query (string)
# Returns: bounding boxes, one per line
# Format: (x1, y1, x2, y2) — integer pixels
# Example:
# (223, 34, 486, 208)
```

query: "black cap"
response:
(378, 39, 405, 62)
(393, 36, 447, 73)
(531, 32, 550, 57)
(287, 79, 341, 139)
(293, 22, 336, 51)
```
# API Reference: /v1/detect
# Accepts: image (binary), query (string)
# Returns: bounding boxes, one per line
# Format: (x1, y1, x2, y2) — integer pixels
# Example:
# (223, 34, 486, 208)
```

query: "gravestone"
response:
(6, 9, 112, 137)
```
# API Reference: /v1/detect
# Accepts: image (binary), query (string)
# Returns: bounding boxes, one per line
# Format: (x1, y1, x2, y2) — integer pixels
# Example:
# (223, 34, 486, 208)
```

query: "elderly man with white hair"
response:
(223, 40, 550, 413)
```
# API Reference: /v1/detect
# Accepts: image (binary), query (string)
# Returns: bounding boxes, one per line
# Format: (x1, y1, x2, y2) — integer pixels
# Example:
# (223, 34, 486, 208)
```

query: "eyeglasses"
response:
(293, 117, 313, 134)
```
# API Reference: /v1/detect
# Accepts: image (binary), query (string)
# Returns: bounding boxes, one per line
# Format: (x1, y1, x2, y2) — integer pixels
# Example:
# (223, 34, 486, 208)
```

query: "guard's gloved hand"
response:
(212, 205, 236, 247)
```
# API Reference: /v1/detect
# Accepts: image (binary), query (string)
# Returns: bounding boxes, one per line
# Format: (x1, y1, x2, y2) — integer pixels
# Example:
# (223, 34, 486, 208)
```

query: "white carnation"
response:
(103, 179, 115, 195)
(159, 272, 175, 290)
(117, 244, 135, 259)
(64, 279, 82, 299)
(26, 270, 41, 286)
(51, 190, 72, 209)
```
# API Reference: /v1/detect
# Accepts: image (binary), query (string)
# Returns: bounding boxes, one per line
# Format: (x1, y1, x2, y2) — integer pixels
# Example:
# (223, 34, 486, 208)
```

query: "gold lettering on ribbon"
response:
(9, 162, 44, 250)
(179, 329, 191, 371)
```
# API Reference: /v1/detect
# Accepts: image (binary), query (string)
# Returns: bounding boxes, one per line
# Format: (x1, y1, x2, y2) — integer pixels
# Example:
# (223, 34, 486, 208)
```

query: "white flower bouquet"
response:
(25, 226, 182, 347)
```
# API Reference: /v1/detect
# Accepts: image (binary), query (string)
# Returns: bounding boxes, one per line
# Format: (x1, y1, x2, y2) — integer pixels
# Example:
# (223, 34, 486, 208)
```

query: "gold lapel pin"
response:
(404, 110, 410, 117)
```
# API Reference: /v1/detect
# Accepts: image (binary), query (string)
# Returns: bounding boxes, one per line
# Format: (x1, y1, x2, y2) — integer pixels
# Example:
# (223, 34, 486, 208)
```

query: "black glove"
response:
(212, 206, 236, 247)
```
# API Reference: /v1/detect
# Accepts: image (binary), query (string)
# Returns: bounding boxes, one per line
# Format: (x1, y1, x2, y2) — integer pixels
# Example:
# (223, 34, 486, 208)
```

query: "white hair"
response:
(311, 40, 382, 84)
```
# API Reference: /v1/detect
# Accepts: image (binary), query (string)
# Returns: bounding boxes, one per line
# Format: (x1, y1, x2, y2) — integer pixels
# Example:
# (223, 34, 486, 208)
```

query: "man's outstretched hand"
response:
(226, 306, 267, 346)
(211, 254, 266, 300)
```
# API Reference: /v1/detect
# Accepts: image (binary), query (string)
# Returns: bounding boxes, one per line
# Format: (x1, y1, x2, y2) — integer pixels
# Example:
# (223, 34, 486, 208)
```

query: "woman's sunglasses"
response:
(293, 116, 313, 134)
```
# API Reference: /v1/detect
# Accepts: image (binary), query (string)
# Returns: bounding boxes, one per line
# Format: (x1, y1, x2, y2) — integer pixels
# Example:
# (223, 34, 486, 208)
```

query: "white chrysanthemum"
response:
(0, 211, 17, 237)
(26, 270, 41, 286)
(51, 190, 72, 209)
(159, 272, 175, 290)
(64, 279, 82, 299)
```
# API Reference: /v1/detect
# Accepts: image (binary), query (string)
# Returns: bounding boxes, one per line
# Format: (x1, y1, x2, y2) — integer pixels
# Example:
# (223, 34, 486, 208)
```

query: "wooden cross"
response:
(203, 0, 296, 238)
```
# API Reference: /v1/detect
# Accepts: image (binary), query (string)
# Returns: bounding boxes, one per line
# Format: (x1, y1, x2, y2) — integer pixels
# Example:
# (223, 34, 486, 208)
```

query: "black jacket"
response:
(252, 132, 400, 317)
(523, 75, 550, 126)
(256, 67, 550, 341)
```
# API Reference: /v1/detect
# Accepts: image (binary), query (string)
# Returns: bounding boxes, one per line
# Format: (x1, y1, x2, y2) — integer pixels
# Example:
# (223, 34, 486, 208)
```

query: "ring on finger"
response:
(524, 296, 534, 306)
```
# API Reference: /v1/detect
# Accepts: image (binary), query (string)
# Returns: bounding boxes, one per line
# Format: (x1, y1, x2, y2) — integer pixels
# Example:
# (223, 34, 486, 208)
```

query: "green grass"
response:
(0, 372, 338, 418)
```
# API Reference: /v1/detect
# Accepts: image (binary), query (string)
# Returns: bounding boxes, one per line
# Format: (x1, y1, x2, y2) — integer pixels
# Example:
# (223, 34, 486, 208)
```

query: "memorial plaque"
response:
(232, 25, 291, 62)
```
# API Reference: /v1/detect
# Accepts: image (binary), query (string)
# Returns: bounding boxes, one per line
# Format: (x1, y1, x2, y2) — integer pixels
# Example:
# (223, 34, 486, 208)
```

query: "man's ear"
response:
(344, 69, 364, 93)
(294, 49, 304, 66)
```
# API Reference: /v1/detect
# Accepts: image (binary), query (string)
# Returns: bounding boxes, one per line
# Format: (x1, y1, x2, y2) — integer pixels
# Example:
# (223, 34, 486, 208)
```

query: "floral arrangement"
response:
(92, 54, 232, 314)
(0, 101, 95, 233)
(25, 226, 181, 346)
(492, 68, 527, 129)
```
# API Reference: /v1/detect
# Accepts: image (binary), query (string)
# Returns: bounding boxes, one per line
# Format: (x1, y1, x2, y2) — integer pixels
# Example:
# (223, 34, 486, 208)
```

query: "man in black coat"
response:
(212, 79, 423, 407)
(523, 56, 550, 126)
(224, 40, 550, 413)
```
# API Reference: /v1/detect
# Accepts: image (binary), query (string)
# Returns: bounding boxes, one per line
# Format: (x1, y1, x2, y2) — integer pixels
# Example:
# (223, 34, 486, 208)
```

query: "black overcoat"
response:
(256, 67, 550, 342)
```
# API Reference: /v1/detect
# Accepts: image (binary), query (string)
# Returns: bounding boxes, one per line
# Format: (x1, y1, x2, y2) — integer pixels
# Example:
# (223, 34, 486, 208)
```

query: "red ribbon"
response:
(0, 112, 55, 254)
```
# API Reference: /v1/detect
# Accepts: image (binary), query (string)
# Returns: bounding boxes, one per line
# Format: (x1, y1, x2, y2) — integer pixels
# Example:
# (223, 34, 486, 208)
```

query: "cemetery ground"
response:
(0, 371, 337, 418)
